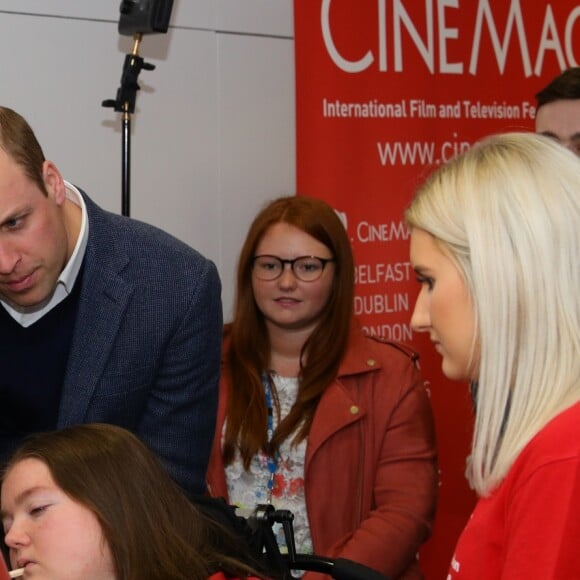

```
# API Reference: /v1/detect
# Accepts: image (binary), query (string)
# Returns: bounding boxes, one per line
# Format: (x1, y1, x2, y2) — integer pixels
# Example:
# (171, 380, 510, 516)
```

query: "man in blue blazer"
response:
(0, 106, 222, 497)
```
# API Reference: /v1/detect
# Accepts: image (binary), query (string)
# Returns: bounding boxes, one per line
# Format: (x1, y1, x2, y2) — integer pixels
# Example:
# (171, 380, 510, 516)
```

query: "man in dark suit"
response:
(0, 106, 222, 497)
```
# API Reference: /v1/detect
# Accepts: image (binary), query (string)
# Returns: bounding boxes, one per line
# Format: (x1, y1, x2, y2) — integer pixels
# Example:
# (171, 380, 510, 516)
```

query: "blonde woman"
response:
(406, 132, 580, 578)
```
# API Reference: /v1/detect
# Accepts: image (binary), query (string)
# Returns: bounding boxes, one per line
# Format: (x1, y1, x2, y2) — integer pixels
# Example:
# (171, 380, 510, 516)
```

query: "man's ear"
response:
(42, 160, 66, 205)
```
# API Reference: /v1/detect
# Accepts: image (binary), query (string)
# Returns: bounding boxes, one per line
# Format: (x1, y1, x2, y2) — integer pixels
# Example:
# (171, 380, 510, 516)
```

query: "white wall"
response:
(0, 1, 295, 319)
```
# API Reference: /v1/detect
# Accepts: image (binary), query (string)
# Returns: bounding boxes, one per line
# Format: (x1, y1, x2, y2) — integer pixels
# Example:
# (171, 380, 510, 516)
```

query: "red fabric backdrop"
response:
(293, 1, 580, 577)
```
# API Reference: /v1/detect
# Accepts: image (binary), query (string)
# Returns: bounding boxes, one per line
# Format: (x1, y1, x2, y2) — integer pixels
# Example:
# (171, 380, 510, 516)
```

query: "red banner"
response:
(294, 1, 580, 576)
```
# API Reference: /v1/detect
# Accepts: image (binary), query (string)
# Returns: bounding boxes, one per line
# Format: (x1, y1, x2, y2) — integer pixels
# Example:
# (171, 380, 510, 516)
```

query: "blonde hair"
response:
(405, 132, 580, 495)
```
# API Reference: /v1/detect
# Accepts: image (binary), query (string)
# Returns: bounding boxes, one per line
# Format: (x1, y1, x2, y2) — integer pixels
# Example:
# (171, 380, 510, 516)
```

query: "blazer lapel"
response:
(58, 195, 134, 426)
(58, 263, 133, 426)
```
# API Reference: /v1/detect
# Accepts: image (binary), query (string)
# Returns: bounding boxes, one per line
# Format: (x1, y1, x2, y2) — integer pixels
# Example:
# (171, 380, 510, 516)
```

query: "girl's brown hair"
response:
(3, 424, 263, 580)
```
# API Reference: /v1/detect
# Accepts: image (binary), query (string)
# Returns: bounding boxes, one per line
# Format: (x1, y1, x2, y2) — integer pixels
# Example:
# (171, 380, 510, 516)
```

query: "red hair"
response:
(223, 196, 354, 467)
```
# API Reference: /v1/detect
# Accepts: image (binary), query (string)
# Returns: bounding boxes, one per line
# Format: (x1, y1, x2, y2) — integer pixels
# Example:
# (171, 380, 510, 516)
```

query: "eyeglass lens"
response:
(253, 256, 328, 281)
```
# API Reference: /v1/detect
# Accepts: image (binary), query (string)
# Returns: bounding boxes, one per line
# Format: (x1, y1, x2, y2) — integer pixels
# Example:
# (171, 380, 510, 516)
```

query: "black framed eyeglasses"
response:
(252, 255, 335, 282)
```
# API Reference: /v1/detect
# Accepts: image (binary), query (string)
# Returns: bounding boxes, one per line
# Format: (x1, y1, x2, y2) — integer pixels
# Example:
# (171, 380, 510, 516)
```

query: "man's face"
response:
(535, 98, 580, 156)
(0, 148, 69, 308)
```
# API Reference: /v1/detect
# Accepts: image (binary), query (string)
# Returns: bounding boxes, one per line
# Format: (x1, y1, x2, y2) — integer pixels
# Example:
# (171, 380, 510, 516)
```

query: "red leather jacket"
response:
(206, 324, 438, 579)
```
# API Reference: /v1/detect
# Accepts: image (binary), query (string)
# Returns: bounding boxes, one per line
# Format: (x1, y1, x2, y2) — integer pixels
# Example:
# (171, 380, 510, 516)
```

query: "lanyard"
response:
(262, 371, 279, 504)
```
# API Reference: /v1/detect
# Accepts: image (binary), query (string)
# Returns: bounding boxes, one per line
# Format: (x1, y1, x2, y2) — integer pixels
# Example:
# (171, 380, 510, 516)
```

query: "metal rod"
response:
(122, 113, 131, 217)
(120, 33, 142, 217)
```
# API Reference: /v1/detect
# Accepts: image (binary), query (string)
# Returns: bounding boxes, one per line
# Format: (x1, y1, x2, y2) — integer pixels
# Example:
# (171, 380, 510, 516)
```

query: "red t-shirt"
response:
(447, 401, 580, 579)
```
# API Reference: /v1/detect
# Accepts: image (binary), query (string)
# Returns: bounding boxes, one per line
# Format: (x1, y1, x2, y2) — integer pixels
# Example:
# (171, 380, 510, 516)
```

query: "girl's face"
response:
(252, 222, 335, 336)
(409, 228, 479, 381)
(1, 458, 115, 580)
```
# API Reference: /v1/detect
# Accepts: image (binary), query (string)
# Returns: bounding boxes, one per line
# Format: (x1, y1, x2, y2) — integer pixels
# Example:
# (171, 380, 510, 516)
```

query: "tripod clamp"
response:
(102, 34, 155, 115)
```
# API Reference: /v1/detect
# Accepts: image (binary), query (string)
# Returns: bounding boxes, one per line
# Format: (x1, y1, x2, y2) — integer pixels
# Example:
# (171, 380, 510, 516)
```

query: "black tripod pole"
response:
(122, 108, 131, 216)
(103, 33, 155, 217)
(120, 34, 142, 217)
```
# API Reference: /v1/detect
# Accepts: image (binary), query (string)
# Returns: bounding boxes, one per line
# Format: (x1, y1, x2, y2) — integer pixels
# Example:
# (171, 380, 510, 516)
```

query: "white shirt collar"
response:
(1, 181, 89, 327)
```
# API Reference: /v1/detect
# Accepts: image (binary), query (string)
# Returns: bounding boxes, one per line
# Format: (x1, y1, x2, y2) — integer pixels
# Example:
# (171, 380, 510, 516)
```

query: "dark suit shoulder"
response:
(82, 190, 215, 276)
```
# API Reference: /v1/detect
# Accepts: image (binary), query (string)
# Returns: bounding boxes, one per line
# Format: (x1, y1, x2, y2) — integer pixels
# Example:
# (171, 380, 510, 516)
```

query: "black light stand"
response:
(102, 35, 154, 217)
(102, 0, 174, 217)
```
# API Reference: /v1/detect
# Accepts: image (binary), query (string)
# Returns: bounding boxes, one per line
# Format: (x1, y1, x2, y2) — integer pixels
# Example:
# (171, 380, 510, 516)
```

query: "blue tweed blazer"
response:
(57, 191, 222, 496)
